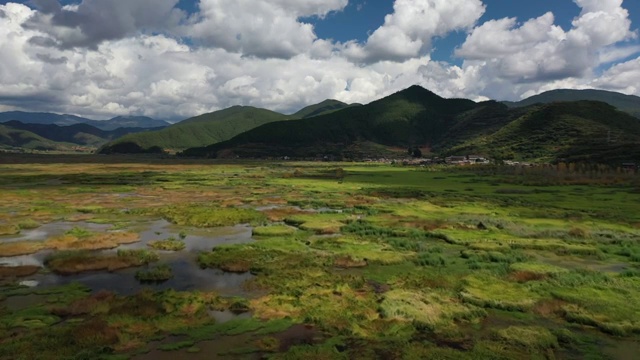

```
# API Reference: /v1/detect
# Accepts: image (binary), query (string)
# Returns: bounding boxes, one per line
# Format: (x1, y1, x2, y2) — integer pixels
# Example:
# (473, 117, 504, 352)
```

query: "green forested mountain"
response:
(100, 106, 291, 153)
(183, 86, 477, 158)
(182, 86, 640, 163)
(504, 89, 640, 118)
(99, 100, 354, 153)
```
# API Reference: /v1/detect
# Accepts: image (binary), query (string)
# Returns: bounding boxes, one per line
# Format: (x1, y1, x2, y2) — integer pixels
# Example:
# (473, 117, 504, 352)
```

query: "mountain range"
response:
(503, 89, 640, 118)
(3, 87, 640, 163)
(178, 87, 640, 163)
(0, 112, 170, 131)
(98, 100, 356, 153)
(0, 120, 164, 152)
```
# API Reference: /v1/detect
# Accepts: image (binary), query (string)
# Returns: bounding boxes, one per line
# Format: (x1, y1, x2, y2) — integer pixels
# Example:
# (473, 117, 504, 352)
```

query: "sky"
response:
(0, 0, 639, 121)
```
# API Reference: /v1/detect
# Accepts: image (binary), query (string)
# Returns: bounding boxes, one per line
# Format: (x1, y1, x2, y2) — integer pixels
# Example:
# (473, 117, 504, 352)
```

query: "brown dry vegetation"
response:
(0, 241, 46, 257)
(48, 232, 140, 251)
(508, 271, 548, 283)
(46, 251, 156, 275)
(218, 260, 252, 273)
(0, 265, 40, 279)
(0, 232, 140, 257)
(334, 256, 368, 268)
(47, 256, 137, 275)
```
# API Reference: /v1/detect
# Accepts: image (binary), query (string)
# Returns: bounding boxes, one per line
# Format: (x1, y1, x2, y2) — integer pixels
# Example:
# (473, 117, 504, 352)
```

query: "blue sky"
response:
(1, 0, 639, 119)
(306, 0, 640, 64)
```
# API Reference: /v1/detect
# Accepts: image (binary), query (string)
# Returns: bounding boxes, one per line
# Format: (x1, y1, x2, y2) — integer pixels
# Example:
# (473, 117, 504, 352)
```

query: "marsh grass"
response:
(148, 238, 186, 251)
(545, 273, 640, 336)
(380, 289, 486, 330)
(135, 265, 173, 282)
(17, 219, 40, 230)
(0, 231, 141, 257)
(160, 206, 266, 227)
(65, 226, 93, 238)
(252, 225, 297, 237)
(285, 213, 352, 234)
(460, 275, 543, 312)
(2, 160, 640, 358)
(495, 326, 558, 350)
(0, 224, 19, 236)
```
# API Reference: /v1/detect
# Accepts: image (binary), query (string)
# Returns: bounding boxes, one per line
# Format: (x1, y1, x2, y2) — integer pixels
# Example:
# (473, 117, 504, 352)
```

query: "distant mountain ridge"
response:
(503, 89, 640, 118)
(0, 120, 163, 151)
(0, 111, 170, 130)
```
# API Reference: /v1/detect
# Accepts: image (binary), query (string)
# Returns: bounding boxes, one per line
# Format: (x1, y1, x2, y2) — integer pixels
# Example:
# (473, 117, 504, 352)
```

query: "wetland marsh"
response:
(1, 156, 640, 359)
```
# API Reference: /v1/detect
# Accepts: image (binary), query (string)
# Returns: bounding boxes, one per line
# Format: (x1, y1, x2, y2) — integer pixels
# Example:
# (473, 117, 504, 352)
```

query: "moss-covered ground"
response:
(0, 156, 639, 359)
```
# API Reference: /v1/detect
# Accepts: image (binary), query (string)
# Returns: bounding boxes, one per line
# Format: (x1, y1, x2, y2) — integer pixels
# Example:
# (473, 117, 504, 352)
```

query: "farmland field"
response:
(1, 155, 640, 359)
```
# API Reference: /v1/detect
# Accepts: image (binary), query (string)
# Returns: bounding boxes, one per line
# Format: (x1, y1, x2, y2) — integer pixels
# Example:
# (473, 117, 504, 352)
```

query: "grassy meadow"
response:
(0, 155, 639, 359)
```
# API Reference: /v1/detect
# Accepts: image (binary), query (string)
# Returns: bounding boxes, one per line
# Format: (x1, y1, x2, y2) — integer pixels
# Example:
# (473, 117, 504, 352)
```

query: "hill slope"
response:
(99, 99, 355, 153)
(445, 101, 640, 162)
(0, 124, 74, 151)
(504, 89, 640, 118)
(182, 86, 477, 158)
(100, 106, 292, 153)
(1, 121, 161, 148)
(292, 99, 359, 118)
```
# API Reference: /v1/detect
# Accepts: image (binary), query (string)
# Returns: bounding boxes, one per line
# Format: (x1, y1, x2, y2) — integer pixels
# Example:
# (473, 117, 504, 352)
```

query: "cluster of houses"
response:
(390, 155, 492, 166)
(443, 155, 490, 165)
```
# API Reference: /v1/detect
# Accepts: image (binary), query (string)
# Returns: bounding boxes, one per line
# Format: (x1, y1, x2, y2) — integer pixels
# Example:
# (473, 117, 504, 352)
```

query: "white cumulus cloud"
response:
(345, 0, 485, 63)
(0, 0, 639, 121)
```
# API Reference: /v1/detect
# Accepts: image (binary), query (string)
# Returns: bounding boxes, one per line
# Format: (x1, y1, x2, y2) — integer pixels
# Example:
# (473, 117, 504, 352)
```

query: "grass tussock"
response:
(460, 275, 543, 312)
(0, 265, 40, 278)
(0, 224, 19, 236)
(495, 326, 558, 351)
(148, 237, 186, 251)
(0, 241, 46, 257)
(45, 249, 158, 275)
(0, 230, 140, 257)
(380, 289, 486, 330)
(160, 206, 267, 227)
(135, 265, 173, 282)
(547, 274, 640, 336)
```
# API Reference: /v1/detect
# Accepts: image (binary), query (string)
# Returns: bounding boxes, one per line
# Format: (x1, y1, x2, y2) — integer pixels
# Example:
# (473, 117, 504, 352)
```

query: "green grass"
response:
(380, 289, 486, 330)
(495, 326, 559, 350)
(285, 213, 352, 234)
(509, 262, 569, 275)
(460, 274, 544, 312)
(160, 206, 266, 227)
(252, 225, 297, 237)
(546, 274, 640, 336)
